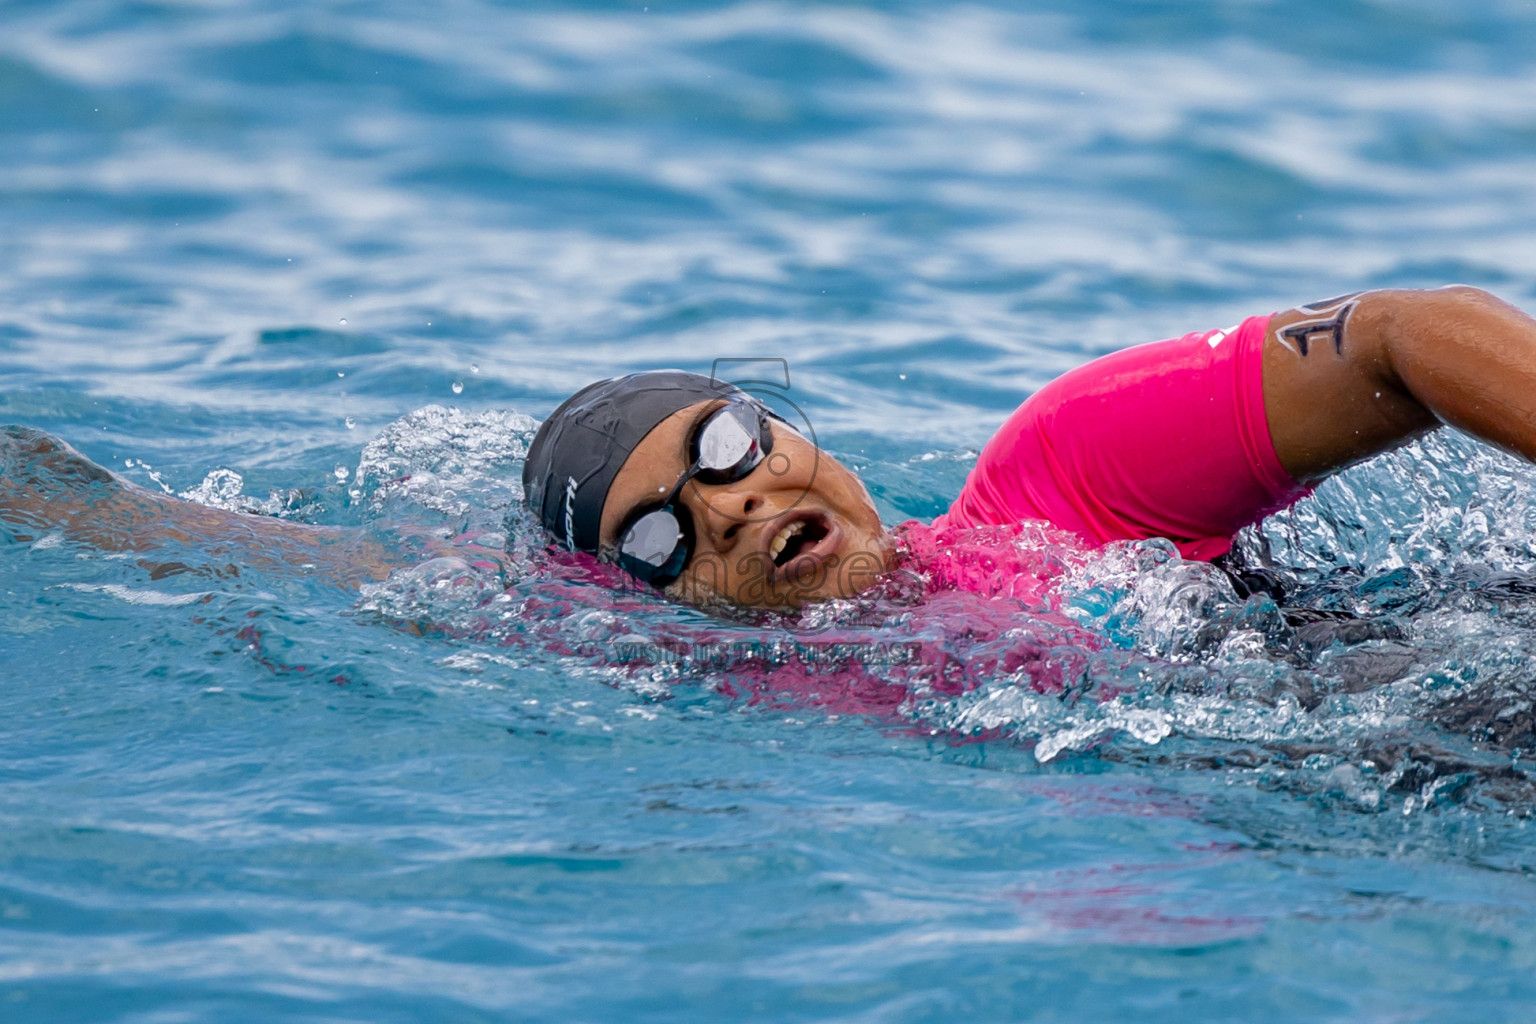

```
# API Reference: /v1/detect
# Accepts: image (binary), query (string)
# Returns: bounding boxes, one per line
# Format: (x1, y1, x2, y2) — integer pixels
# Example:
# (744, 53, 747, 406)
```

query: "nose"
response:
(683, 478, 767, 551)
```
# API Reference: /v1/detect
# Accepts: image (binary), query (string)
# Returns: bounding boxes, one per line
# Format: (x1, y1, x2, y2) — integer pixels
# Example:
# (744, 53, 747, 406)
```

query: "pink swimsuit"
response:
(937, 314, 1310, 561)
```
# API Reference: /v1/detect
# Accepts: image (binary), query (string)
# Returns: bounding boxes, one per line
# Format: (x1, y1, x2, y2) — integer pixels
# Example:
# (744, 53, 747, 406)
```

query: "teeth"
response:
(768, 520, 805, 560)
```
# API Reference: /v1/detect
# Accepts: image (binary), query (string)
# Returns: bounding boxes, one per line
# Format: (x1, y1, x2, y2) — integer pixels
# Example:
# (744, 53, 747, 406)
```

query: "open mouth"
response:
(768, 513, 831, 568)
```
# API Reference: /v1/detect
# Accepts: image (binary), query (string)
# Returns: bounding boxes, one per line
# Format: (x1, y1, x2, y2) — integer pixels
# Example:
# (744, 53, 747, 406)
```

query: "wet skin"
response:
(1262, 286, 1536, 482)
(598, 400, 891, 610)
(0, 426, 393, 586)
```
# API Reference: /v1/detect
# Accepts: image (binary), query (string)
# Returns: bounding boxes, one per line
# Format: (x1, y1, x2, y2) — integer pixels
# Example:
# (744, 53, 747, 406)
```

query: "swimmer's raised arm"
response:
(1262, 285, 1536, 482)
(0, 426, 396, 587)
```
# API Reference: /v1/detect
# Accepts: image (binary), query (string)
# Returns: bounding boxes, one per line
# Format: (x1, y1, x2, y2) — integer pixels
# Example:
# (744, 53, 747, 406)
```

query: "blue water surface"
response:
(7, 1, 1536, 1020)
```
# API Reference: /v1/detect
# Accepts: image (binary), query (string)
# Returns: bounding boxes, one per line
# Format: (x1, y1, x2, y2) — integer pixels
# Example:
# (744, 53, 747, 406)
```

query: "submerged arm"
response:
(0, 426, 396, 587)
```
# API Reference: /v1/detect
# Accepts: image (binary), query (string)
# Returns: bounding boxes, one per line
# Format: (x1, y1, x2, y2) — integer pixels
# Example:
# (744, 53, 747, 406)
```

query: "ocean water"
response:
(6, 0, 1536, 1020)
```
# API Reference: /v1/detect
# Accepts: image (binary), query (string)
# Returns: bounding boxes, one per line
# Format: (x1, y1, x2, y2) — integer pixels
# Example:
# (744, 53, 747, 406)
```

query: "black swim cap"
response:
(522, 370, 741, 554)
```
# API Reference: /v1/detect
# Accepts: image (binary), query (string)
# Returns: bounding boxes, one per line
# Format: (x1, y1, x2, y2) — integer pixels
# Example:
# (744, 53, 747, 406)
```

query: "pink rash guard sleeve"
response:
(937, 314, 1311, 561)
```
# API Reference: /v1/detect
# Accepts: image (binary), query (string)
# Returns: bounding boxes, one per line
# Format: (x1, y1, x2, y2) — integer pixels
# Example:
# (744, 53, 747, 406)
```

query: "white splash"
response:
(355, 405, 538, 524)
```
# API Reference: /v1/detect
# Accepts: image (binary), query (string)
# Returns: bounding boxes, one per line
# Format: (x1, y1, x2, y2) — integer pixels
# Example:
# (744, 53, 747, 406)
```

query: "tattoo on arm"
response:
(1279, 293, 1361, 356)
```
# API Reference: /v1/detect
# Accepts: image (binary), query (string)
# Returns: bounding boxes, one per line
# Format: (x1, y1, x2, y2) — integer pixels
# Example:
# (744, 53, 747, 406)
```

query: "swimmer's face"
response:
(600, 400, 891, 610)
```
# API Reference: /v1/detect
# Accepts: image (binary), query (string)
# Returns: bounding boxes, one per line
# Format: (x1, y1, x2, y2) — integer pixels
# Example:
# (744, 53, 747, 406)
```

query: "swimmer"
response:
(5, 286, 1536, 609)
(522, 286, 1536, 609)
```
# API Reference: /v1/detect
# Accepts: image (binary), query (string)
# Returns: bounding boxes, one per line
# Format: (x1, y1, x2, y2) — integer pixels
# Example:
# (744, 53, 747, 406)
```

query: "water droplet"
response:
(451, 380, 464, 395)
(344, 417, 356, 430)
(899, 373, 907, 380)
(334, 465, 350, 481)
(124, 458, 134, 467)
(337, 371, 345, 378)
(338, 318, 348, 326)
(470, 364, 480, 375)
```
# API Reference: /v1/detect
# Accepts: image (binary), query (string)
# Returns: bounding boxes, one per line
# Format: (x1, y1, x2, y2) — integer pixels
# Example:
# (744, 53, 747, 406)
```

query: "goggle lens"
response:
(622, 508, 682, 567)
(694, 403, 761, 479)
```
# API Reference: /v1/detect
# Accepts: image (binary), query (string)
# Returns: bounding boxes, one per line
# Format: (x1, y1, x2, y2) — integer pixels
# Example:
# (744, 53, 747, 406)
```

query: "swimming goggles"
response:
(615, 399, 775, 588)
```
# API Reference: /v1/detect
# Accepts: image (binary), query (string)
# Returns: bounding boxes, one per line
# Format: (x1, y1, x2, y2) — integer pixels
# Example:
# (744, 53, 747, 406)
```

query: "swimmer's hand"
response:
(0, 426, 396, 587)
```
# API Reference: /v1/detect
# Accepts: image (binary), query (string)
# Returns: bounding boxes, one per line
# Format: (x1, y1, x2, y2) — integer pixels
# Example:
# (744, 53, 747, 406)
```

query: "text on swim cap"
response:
(563, 475, 577, 551)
